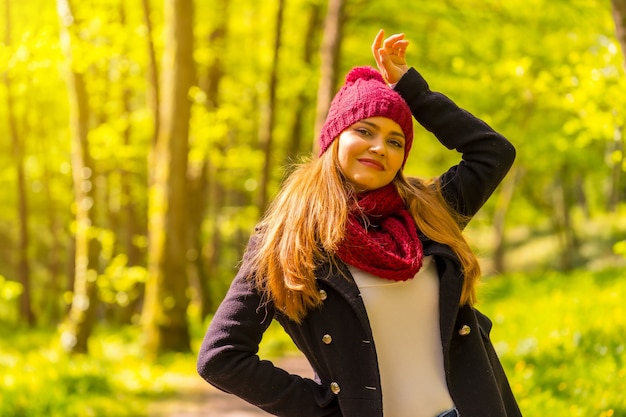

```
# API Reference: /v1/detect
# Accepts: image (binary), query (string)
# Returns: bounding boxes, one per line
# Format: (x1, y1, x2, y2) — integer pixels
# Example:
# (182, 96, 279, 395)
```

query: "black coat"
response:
(197, 68, 522, 417)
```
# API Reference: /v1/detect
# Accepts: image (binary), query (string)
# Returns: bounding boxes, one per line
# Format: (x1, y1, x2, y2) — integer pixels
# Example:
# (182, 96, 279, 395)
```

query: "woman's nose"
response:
(369, 137, 385, 155)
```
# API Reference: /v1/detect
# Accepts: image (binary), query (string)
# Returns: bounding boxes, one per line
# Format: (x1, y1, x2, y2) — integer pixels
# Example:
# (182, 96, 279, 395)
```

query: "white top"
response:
(349, 256, 455, 417)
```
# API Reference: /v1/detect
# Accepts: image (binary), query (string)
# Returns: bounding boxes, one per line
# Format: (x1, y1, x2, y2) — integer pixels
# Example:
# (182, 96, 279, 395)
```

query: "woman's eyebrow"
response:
(359, 120, 406, 140)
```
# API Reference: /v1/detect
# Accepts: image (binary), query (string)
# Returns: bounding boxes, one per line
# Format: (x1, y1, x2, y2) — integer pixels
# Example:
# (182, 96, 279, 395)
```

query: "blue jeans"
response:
(437, 408, 460, 417)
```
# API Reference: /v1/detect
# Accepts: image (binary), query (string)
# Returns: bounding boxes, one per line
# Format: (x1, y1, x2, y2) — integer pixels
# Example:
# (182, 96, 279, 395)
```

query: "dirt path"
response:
(147, 355, 313, 417)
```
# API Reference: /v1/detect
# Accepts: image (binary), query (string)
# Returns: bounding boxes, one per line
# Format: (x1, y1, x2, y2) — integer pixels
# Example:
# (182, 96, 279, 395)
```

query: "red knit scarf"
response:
(337, 183, 423, 281)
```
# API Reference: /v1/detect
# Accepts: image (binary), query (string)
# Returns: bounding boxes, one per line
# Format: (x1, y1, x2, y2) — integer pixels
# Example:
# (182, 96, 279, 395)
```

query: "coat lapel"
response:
(316, 261, 373, 334)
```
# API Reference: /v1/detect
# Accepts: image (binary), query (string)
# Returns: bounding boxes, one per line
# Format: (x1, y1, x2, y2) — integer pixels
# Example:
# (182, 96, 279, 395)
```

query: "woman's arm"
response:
(197, 234, 340, 417)
(394, 68, 515, 218)
(372, 29, 515, 218)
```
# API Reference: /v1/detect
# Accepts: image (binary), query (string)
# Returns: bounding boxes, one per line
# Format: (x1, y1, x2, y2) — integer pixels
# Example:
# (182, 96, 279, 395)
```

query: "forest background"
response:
(1, 0, 626, 416)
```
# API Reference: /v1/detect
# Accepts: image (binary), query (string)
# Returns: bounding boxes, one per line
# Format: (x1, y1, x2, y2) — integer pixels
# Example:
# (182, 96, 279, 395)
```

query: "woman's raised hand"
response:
(371, 29, 410, 85)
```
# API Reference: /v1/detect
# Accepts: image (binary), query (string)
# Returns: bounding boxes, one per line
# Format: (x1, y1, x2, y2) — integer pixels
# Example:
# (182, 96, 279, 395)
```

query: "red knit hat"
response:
(318, 66, 414, 166)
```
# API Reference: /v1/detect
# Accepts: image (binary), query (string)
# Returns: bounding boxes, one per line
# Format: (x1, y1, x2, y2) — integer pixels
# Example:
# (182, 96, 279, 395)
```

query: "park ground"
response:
(148, 355, 312, 417)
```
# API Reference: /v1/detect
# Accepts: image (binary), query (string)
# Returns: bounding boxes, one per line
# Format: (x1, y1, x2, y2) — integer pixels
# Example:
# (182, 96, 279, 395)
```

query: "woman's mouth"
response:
(357, 158, 384, 170)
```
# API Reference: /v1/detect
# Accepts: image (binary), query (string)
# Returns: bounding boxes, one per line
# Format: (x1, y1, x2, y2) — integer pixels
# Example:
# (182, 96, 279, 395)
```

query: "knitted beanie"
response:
(318, 66, 414, 165)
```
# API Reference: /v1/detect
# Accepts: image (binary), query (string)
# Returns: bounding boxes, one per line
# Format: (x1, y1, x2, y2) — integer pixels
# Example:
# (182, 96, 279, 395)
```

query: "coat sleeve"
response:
(196, 234, 341, 417)
(394, 68, 516, 220)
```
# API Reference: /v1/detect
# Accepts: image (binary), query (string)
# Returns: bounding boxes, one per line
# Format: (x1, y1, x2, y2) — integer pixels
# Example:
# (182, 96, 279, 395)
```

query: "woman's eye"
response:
(355, 128, 371, 136)
(388, 139, 403, 148)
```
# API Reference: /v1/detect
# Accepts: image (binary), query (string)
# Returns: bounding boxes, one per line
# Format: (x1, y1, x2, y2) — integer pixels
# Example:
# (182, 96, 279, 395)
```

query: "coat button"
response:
(319, 289, 327, 301)
(458, 325, 471, 336)
(322, 334, 332, 344)
(330, 382, 341, 394)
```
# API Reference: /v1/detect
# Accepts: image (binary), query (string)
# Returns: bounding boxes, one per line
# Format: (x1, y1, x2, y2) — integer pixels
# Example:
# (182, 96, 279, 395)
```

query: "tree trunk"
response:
(610, 0, 626, 212)
(192, 0, 229, 320)
(38, 132, 64, 324)
(313, 0, 345, 154)
(202, 177, 224, 317)
(612, 0, 626, 72)
(113, 1, 146, 324)
(574, 174, 590, 219)
(135, 0, 161, 326)
(142, 0, 195, 357)
(492, 166, 519, 274)
(552, 166, 579, 270)
(608, 126, 625, 211)
(4, 0, 35, 327)
(57, 0, 102, 354)
(258, 0, 286, 212)
(286, 2, 322, 161)
(141, 0, 160, 148)
(203, 0, 227, 110)
(187, 160, 209, 315)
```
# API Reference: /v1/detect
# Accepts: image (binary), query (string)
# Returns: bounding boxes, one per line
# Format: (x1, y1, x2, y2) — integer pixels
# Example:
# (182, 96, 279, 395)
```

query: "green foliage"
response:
(480, 268, 626, 416)
(0, 275, 22, 322)
(0, 326, 189, 417)
(0, 0, 624, 388)
(98, 254, 147, 308)
(614, 239, 626, 258)
(0, 0, 624, 413)
(1, 0, 624, 326)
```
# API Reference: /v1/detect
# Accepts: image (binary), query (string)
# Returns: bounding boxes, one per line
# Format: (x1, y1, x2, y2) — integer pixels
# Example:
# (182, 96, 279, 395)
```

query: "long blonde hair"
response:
(247, 141, 480, 323)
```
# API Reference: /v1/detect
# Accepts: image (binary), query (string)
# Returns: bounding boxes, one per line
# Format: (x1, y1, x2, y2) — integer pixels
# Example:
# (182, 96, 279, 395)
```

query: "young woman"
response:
(197, 30, 522, 417)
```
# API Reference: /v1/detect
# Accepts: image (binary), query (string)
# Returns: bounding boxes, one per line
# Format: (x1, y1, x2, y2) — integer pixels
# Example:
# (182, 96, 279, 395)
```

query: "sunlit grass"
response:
(0, 326, 196, 417)
(480, 268, 626, 416)
(1, 267, 625, 416)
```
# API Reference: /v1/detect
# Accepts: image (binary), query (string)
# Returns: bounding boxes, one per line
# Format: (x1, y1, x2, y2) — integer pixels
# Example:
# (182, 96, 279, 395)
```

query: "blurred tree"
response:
(4, 0, 35, 326)
(285, 2, 323, 161)
(313, 0, 345, 154)
(142, 0, 195, 356)
(258, 0, 286, 212)
(1, 0, 624, 332)
(37, 130, 66, 325)
(111, 1, 148, 324)
(610, 0, 626, 212)
(57, 0, 102, 353)
(613, 0, 626, 69)
(492, 167, 520, 273)
(193, 0, 229, 319)
(141, 0, 161, 149)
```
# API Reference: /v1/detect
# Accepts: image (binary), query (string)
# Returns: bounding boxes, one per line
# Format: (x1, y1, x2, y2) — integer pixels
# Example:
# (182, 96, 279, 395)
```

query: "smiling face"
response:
(337, 116, 406, 192)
